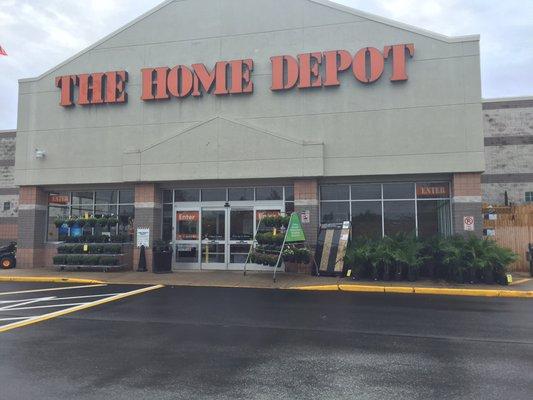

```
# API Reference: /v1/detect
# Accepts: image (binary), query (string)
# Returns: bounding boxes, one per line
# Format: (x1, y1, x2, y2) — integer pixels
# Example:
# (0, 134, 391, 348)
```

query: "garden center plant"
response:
(344, 234, 517, 285)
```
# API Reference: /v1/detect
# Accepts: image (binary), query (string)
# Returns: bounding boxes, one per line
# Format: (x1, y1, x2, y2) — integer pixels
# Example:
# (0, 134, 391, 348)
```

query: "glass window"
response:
(284, 186, 294, 201)
(285, 202, 295, 215)
(175, 189, 200, 202)
(3, 202, 10, 211)
(383, 183, 415, 200)
(71, 206, 93, 218)
(201, 189, 226, 202)
(47, 206, 69, 242)
(351, 201, 382, 239)
(228, 188, 254, 201)
(526, 192, 533, 203)
(162, 204, 173, 242)
(162, 190, 173, 204)
(417, 200, 452, 238)
(256, 187, 283, 201)
(416, 183, 450, 199)
(94, 204, 118, 216)
(384, 201, 416, 236)
(230, 210, 254, 240)
(351, 184, 381, 200)
(201, 210, 225, 240)
(176, 211, 199, 241)
(176, 243, 198, 264)
(72, 192, 93, 206)
(119, 190, 134, 204)
(320, 202, 350, 224)
(95, 190, 117, 204)
(230, 244, 251, 263)
(48, 192, 70, 206)
(320, 185, 349, 201)
(118, 205, 134, 240)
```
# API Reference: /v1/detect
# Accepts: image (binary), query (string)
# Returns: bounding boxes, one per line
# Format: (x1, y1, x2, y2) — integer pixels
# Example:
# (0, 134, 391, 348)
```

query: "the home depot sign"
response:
(55, 44, 414, 106)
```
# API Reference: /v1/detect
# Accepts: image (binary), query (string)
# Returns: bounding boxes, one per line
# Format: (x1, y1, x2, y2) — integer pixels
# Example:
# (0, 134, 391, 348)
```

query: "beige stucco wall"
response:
(15, 0, 484, 186)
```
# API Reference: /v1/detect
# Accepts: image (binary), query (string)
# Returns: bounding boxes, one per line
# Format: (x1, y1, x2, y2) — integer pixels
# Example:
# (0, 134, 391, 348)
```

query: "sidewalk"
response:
(1, 267, 532, 296)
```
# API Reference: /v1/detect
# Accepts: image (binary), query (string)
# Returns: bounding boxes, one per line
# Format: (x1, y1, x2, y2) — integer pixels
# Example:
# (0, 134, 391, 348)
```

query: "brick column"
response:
(293, 180, 319, 247)
(17, 186, 48, 268)
(133, 183, 162, 272)
(452, 173, 483, 237)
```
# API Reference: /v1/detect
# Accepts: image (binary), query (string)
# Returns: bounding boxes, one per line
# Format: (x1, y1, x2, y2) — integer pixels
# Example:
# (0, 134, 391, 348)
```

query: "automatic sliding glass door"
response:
(229, 208, 254, 269)
(175, 209, 200, 269)
(173, 203, 285, 271)
(201, 209, 227, 269)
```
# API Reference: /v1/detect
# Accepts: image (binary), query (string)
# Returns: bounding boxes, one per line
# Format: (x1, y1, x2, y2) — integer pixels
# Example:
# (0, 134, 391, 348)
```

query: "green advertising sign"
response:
(285, 213, 306, 243)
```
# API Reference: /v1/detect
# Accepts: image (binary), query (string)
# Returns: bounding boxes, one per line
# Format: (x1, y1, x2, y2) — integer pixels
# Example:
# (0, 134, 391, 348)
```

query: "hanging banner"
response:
(285, 213, 306, 243)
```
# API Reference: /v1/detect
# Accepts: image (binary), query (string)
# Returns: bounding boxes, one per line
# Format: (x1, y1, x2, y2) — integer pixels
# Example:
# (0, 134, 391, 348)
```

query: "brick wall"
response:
(16, 186, 47, 268)
(482, 100, 533, 205)
(0, 131, 18, 245)
(132, 183, 162, 271)
(452, 173, 482, 237)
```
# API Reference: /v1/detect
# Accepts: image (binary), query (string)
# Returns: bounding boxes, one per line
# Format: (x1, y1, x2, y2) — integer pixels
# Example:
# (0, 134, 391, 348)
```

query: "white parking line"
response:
(0, 284, 164, 333)
(0, 293, 121, 305)
(0, 297, 55, 311)
(0, 284, 108, 297)
(0, 292, 123, 312)
(0, 317, 31, 322)
(7, 303, 87, 311)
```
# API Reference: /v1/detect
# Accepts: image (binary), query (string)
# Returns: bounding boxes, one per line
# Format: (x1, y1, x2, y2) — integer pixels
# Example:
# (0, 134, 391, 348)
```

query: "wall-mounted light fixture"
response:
(34, 149, 46, 160)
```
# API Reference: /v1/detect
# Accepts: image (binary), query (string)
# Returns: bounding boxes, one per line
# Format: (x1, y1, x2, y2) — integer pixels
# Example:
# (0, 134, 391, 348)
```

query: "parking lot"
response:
(0, 282, 162, 332)
(0, 281, 532, 400)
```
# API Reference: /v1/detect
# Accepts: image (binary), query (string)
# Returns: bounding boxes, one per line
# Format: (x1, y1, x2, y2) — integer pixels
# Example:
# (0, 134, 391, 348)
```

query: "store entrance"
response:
(173, 205, 277, 270)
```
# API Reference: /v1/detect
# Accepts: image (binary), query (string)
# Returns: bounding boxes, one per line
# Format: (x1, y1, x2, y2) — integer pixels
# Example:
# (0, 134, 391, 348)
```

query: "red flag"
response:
(0, 46, 7, 56)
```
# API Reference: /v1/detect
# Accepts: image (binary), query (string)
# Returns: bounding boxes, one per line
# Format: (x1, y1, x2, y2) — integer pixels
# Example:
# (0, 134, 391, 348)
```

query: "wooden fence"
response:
(483, 204, 533, 272)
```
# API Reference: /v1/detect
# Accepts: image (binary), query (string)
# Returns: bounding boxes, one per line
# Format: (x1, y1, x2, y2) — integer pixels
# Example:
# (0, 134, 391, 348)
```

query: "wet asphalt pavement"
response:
(0, 282, 532, 400)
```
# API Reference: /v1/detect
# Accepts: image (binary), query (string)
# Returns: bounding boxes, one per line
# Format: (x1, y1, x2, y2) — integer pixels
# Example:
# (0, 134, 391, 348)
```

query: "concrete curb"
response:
(290, 284, 533, 298)
(0, 276, 105, 285)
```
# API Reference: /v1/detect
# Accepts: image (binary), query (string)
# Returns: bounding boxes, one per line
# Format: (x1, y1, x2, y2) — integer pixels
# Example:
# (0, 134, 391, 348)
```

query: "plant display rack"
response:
(53, 242, 131, 273)
(244, 215, 289, 273)
(244, 213, 316, 281)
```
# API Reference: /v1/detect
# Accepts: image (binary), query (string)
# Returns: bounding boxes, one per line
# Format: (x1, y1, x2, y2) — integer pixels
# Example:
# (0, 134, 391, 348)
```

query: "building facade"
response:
(0, 130, 18, 246)
(482, 97, 533, 205)
(12, 0, 487, 270)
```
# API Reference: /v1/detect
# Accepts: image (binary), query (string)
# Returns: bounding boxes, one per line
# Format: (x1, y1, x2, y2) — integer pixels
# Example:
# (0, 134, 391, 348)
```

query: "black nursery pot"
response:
(153, 250, 172, 274)
(467, 268, 476, 284)
(407, 266, 418, 282)
(483, 269, 494, 284)
(382, 265, 391, 281)
(394, 264, 403, 281)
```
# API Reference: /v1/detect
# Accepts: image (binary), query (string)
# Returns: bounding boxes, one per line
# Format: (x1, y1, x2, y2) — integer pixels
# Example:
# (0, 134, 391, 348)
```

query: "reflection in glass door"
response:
(175, 210, 200, 268)
(201, 209, 227, 268)
(229, 208, 254, 268)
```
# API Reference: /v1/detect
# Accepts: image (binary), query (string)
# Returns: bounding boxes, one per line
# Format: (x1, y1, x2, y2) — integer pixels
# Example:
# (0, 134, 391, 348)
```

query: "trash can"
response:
(152, 240, 172, 274)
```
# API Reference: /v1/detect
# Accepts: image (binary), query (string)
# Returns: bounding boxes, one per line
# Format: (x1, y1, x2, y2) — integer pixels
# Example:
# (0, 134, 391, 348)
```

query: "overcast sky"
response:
(1, 0, 532, 130)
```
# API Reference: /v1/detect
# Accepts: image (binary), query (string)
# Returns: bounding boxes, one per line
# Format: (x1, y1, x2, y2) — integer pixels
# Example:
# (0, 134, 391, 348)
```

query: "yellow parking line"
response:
(0, 284, 164, 334)
(0, 276, 105, 284)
